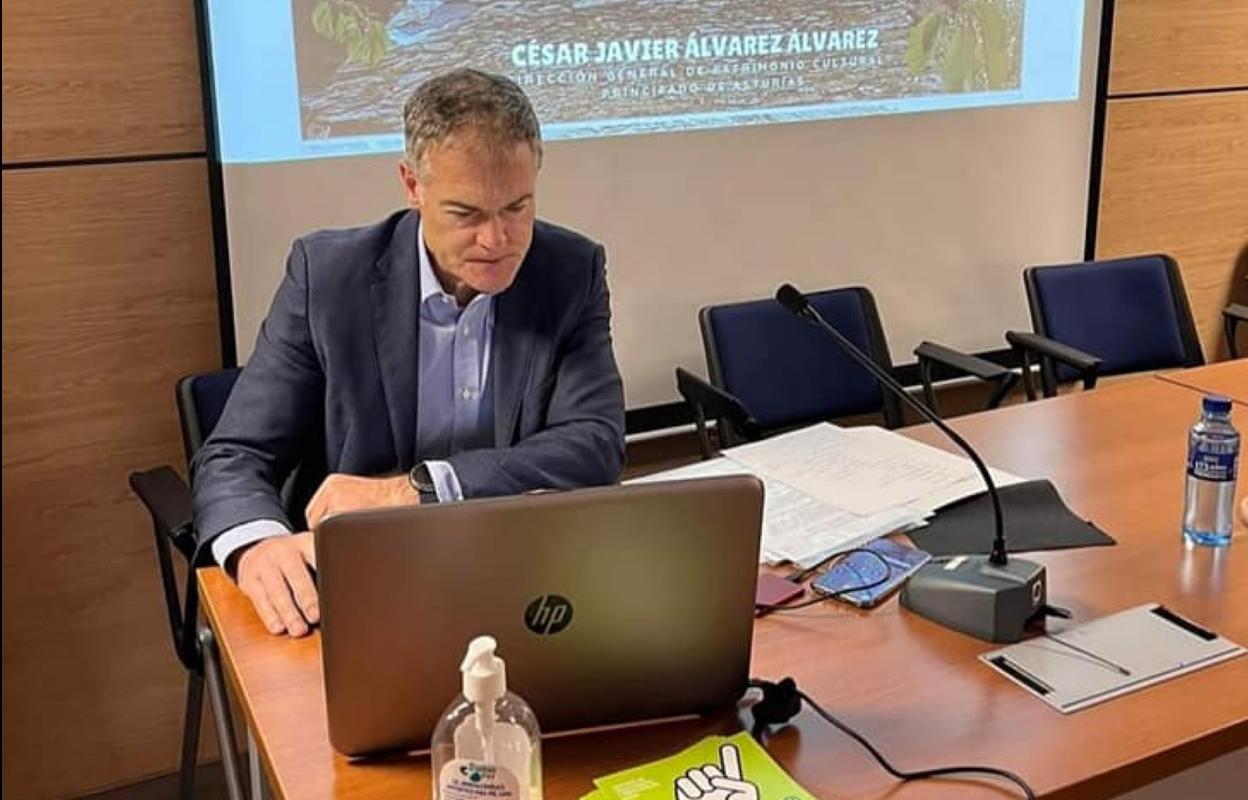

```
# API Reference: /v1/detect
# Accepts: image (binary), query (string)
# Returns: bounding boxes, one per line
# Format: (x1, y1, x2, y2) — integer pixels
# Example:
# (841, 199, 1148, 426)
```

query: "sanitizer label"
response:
(1188, 442, 1238, 482)
(440, 760, 521, 800)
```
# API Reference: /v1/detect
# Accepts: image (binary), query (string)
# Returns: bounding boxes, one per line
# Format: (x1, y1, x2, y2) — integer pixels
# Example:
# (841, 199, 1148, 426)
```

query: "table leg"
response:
(199, 626, 247, 800)
(248, 728, 268, 800)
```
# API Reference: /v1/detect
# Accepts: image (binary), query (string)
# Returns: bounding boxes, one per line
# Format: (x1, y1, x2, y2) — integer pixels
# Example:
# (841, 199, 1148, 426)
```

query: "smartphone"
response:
(812, 538, 932, 608)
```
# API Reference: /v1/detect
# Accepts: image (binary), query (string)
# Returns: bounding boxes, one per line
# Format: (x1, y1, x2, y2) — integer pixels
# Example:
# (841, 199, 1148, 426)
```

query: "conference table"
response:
(1158, 358, 1248, 405)
(198, 366, 1248, 800)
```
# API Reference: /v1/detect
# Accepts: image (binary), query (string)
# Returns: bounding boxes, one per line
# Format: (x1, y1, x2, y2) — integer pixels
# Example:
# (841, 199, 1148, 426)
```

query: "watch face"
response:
(410, 463, 435, 492)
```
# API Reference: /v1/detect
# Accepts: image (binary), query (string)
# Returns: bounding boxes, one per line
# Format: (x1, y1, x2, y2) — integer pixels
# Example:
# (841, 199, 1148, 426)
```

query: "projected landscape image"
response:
(292, 0, 1025, 141)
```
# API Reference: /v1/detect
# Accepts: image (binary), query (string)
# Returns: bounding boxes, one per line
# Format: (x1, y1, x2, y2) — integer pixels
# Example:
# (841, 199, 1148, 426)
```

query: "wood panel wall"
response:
(1108, 0, 1248, 95)
(1, 1, 205, 161)
(1097, 93, 1248, 357)
(1, 3, 220, 799)
(2, 2, 1245, 799)
(1096, 1, 1248, 360)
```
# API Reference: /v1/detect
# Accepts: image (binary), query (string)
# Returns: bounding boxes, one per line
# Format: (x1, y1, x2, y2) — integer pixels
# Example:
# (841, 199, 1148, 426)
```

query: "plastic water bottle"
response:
(1182, 395, 1239, 547)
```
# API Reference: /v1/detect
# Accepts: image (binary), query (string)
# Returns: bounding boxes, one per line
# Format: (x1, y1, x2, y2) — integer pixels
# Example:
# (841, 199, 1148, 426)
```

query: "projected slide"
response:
(207, 1, 1085, 162)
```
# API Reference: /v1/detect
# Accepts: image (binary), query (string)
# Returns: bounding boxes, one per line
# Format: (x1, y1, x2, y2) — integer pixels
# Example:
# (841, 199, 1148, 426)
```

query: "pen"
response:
(1046, 634, 1131, 676)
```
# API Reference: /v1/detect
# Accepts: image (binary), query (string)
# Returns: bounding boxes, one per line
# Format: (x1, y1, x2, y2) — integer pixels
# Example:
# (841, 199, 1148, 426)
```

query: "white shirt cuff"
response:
(425, 460, 464, 502)
(211, 519, 291, 569)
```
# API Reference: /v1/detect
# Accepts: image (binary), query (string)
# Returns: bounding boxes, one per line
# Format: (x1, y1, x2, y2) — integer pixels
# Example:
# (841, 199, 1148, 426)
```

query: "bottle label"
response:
(1188, 440, 1238, 482)
(439, 760, 521, 800)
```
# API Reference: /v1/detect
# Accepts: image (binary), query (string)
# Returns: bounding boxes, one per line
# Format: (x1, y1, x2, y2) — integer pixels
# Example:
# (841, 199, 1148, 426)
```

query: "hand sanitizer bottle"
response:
(431, 636, 542, 800)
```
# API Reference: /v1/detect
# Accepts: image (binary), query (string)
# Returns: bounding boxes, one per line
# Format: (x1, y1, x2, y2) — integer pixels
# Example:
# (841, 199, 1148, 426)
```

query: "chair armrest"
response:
(675, 368, 759, 457)
(1005, 331, 1101, 373)
(915, 341, 1012, 382)
(1006, 331, 1102, 397)
(1224, 304, 1248, 358)
(129, 465, 202, 671)
(913, 341, 1019, 411)
(129, 466, 196, 559)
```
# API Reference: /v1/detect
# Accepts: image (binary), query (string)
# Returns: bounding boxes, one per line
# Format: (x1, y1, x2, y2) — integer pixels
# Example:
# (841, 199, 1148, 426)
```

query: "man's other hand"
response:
(304, 473, 420, 532)
(237, 532, 318, 637)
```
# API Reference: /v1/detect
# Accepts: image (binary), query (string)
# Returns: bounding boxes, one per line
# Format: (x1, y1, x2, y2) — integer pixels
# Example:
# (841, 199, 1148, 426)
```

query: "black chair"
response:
(679, 287, 903, 458)
(675, 287, 1010, 459)
(1224, 303, 1248, 358)
(129, 368, 241, 800)
(1007, 254, 1204, 399)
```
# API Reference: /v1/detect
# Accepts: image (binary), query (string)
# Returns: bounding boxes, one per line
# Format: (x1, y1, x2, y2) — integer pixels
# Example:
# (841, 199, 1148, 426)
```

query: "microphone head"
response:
(775, 284, 810, 315)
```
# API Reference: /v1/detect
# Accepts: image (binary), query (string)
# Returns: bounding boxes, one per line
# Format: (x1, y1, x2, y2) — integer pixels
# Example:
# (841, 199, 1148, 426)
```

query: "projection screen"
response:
(202, 0, 1102, 411)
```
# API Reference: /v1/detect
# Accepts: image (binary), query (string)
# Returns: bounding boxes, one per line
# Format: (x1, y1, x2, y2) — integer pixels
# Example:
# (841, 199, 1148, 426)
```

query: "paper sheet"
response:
(628, 455, 923, 565)
(726, 424, 1024, 516)
(629, 424, 1024, 565)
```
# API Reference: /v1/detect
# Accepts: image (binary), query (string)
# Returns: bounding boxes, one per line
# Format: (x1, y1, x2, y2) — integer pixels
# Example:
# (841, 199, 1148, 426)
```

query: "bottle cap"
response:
(1202, 395, 1232, 415)
(460, 635, 506, 704)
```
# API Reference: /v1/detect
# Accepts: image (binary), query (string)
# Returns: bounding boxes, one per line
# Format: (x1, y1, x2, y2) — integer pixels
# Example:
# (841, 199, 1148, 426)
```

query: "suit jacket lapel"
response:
(492, 259, 541, 447)
(371, 211, 420, 469)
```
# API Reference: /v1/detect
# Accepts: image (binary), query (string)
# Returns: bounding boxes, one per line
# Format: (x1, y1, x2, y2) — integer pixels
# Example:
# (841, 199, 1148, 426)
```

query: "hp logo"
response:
(525, 595, 573, 635)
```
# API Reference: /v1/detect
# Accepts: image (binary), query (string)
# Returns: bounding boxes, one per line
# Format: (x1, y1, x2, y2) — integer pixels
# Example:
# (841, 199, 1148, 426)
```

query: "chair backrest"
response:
(176, 368, 242, 465)
(699, 286, 902, 430)
(1024, 254, 1203, 386)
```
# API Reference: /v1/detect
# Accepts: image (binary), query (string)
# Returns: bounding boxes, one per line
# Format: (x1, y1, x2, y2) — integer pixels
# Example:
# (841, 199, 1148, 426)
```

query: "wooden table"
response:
(1158, 359, 1248, 405)
(200, 375, 1248, 800)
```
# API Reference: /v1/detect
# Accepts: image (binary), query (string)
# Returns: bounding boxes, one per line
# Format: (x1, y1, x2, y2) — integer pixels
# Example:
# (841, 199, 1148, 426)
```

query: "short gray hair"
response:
(402, 68, 542, 176)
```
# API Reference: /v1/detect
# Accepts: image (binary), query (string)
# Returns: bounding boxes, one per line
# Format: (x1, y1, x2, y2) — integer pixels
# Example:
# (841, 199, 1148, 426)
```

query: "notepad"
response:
(981, 604, 1245, 713)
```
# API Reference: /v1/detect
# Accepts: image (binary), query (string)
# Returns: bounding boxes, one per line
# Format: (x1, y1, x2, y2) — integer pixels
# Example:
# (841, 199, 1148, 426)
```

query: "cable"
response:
(747, 678, 1036, 799)
(755, 548, 891, 617)
(786, 548, 848, 584)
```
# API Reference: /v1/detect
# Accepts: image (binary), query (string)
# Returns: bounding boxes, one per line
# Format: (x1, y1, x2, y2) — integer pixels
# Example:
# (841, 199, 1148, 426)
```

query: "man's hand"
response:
(236, 532, 318, 637)
(304, 473, 420, 531)
(234, 474, 418, 637)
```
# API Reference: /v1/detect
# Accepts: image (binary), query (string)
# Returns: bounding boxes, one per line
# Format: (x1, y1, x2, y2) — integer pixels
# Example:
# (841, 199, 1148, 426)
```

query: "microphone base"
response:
(900, 555, 1046, 643)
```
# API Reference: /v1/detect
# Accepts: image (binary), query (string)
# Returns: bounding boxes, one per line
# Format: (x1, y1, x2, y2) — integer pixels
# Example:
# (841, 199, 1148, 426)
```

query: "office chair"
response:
(128, 368, 241, 800)
(1224, 303, 1248, 358)
(1006, 254, 1204, 399)
(677, 287, 1017, 459)
(678, 287, 902, 458)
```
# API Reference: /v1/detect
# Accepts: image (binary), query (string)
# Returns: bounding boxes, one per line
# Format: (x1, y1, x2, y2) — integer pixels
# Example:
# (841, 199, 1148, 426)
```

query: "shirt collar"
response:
(417, 218, 447, 307)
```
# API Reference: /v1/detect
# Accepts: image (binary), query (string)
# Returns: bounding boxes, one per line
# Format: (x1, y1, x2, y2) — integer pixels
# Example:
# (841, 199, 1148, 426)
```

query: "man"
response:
(192, 69, 626, 637)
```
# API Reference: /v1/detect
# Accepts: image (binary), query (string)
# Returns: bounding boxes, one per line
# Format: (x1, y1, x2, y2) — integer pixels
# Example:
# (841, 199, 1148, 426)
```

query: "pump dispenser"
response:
(431, 636, 541, 800)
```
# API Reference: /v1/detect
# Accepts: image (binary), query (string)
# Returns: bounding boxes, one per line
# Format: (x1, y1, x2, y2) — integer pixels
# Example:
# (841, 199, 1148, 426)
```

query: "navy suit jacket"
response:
(191, 210, 625, 549)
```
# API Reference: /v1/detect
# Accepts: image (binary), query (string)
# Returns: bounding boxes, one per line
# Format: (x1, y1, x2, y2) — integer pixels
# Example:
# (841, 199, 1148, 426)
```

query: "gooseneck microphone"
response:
(775, 284, 1008, 565)
(775, 283, 1047, 643)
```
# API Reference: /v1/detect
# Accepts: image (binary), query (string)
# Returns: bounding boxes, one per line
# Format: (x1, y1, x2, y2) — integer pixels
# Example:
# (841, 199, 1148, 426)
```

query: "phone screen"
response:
(812, 538, 932, 607)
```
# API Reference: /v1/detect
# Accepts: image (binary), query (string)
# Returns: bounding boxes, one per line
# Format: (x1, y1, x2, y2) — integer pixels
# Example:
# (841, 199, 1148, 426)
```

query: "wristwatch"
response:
(407, 462, 440, 505)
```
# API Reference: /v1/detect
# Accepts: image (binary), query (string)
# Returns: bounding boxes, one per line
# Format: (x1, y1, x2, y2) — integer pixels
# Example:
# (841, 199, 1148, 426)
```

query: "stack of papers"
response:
(581, 731, 815, 800)
(628, 423, 1024, 567)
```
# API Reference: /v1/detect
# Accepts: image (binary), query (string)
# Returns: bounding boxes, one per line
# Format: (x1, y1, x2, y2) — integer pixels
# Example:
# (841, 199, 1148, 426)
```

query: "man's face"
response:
(400, 134, 538, 304)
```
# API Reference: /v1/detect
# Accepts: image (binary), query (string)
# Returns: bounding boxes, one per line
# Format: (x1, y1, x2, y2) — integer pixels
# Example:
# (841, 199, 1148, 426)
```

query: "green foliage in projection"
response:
(311, 0, 390, 67)
(906, 0, 1022, 93)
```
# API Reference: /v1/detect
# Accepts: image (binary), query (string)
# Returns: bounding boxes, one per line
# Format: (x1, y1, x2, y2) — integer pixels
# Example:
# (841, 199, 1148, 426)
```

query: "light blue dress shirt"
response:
(414, 222, 496, 496)
(211, 221, 495, 567)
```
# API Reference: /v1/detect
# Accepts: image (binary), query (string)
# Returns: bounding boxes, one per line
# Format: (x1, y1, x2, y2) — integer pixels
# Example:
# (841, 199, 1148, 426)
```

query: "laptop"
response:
(315, 475, 764, 756)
